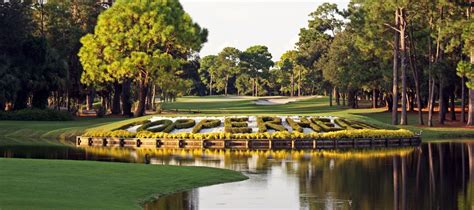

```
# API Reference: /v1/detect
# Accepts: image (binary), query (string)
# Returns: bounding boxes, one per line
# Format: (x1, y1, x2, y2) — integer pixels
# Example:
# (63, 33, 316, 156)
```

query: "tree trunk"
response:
(372, 89, 377, 108)
(408, 92, 414, 112)
(438, 81, 446, 125)
(251, 78, 255, 96)
(469, 89, 474, 126)
(121, 79, 132, 117)
(329, 87, 333, 107)
(462, 77, 466, 123)
(428, 77, 436, 127)
(112, 82, 121, 114)
(86, 89, 95, 111)
(400, 8, 408, 125)
(150, 84, 156, 111)
(134, 79, 148, 117)
(225, 75, 229, 96)
(469, 51, 474, 126)
(450, 90, 456, 121)
(290, 74, 294, 97)
(336, 87, 340, 105)
(298, 69, 302, 97)
(255, 76, 259, 97)
(386, 93, 393, 112)
(209, 74, 213, 96)
(392, 8, 400, 125)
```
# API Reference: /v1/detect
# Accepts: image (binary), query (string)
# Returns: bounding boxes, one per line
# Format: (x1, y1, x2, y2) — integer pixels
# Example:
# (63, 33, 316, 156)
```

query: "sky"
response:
(180, 0, 350, 61)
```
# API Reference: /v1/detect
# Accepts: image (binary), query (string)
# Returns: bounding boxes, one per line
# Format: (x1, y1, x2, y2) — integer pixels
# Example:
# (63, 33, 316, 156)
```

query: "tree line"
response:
(1, 0, 473, 127)
(287, 0, 473, 127)
(0, 0, 207, 117)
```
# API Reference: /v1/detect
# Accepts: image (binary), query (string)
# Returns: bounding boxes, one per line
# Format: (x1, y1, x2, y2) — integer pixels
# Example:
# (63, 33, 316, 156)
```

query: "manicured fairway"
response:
(0, 158, 247, 209)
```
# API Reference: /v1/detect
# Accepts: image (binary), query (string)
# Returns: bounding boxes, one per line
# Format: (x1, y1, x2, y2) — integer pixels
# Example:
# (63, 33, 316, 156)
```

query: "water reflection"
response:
(143, 143, 473, 210)
(1, 141, 473, 210)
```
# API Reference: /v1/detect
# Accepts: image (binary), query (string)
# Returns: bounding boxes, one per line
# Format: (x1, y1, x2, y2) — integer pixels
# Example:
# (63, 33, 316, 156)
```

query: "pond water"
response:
(1, 141, 473, 210)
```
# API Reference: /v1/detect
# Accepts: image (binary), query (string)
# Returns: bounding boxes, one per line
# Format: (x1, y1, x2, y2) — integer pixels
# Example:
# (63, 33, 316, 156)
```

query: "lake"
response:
(1, 140, 473, 210)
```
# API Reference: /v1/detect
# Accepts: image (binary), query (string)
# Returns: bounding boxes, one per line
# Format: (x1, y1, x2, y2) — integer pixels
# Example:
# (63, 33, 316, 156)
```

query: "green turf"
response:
(0, 117, 126, 142)
(0, 158, 247, 210)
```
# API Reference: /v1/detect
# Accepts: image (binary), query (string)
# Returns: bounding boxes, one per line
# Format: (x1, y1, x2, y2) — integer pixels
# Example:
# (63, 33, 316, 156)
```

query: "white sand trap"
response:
(254, 96, 320, 105)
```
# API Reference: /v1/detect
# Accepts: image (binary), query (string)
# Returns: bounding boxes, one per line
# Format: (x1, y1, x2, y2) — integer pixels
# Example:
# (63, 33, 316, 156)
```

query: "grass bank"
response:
(0, 158, 247, 209)
(0, 117, 126, 146)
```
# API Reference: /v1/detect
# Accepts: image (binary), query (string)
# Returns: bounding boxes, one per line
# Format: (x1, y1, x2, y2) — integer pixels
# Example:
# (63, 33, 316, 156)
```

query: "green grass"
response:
(0, 117, 126, 143)
(2, 96, 473, 142)
(0, 158, 247, 210)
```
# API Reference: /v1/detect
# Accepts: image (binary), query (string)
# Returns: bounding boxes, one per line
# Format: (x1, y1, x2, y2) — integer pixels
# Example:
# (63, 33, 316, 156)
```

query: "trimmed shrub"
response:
(300, 117, 322, 132)
(257, 116, 287, 132)
(286, 117, 319, 132)
(174, 119, 196, 129)
(0, 109, 74, 121)
(334, 118, 355, 130)
(334, 118, 379, 130)
(138, 120, 173, 132)
(224, 118, 252, 133)
(115, 120, 151, 131)
(310, 118, 342, 132)
(192, 119, 221, 133)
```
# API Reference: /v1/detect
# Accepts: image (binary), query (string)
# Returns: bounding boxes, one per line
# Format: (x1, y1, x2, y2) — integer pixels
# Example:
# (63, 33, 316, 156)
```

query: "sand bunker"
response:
(254, 96, 319, 105)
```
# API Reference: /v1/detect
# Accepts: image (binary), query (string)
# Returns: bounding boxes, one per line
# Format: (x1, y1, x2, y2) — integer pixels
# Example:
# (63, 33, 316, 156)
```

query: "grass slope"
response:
(0, 118, 125, 140)
(0, 158, 247, 210)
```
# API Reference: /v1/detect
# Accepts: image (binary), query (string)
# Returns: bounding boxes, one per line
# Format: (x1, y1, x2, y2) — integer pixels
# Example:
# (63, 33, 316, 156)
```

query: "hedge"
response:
(224, 118, 252, 133)
(191, 119, 221, 133)
(137, 120, 173, 132)
(311, 118, 342, 132)
(257, 116, 287, 132)
(115, 120, 151, 131)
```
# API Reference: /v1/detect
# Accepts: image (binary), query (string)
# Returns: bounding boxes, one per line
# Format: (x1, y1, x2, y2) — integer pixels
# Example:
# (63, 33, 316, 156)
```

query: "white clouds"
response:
(181, 0, 349, 60)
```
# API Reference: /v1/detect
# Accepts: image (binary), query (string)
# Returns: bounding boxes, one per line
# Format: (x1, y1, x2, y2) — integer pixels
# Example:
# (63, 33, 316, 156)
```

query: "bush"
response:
(334, 118, 378, 130)
(174, 119, 196, 129)
(115, 120, 151, 131)
(334, 118, 354, 130)
(0, 109, 74, 121)
(311, 118, 341, 132)
(300, 117, 322, 132)
(192, 119, 221, 133)
(138, 120, 173, 132)
(257, 116, 287, 132)
(224, 118, 252, 133)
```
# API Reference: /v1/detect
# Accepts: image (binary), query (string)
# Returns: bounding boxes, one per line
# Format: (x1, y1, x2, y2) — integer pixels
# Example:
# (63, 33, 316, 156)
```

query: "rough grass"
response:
(0, 158, 247, 210)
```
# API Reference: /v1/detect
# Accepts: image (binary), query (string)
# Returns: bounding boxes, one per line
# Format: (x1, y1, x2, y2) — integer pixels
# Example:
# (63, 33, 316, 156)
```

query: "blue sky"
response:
(181, 0, 349, 61)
